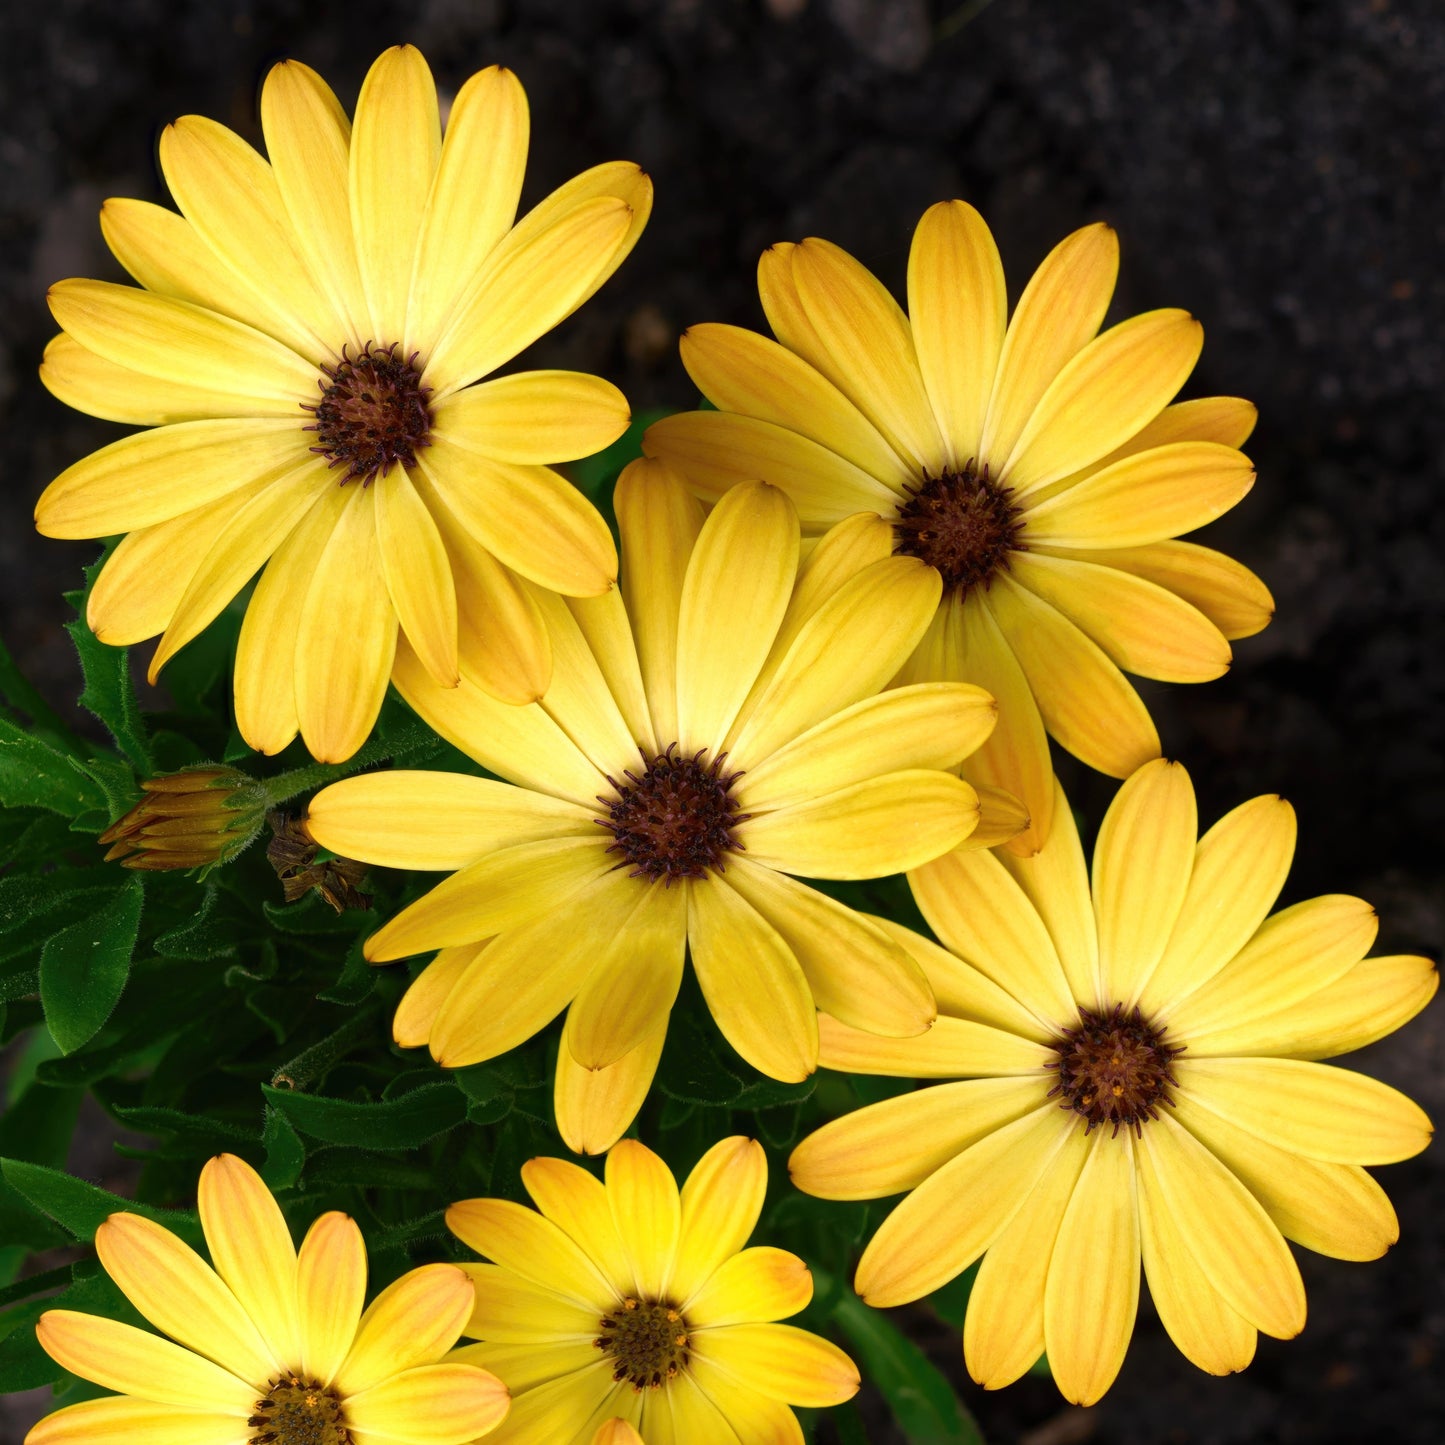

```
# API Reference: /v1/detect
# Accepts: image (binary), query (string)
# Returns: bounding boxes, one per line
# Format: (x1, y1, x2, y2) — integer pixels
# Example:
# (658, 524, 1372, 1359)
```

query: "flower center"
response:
(248, 1376, 350, 1445)
(596, 1297, 692, 1390)
(1047, 1003, 1184, 1137)
(303, 343, 433, 486)
(892, 461, 1023, 597)
(595, 744, 749, 884)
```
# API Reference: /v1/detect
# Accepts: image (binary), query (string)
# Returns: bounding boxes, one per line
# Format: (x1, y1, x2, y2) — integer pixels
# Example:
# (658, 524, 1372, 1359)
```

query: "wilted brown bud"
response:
(266, 813, 372, 913)
(98, 765, 267, 874)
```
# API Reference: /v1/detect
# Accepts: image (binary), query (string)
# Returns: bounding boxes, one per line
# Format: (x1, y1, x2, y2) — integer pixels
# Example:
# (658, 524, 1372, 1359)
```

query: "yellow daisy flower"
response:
(789, 759, 1436, 1404)
(446, 1137, 859, 1442)
(26, 1153, 509, 1445)
(644, 203, 1273, 852)
(36, 46, 650, 763)
(306, 460, 1000, 1152)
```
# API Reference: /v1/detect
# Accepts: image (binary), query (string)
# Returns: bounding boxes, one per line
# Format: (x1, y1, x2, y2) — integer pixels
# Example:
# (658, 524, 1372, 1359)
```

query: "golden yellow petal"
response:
(450, 1339, 602, 1396)
(473, 1362, 616, 1445)
(554, 1021, 667, 1158)
(815, 1013, 1050, 1080)
(295, 1210, 367, 1389)
(567, 586, 655, 757)
(346, 1362, 511, 1445)
(394, 947, 482, 1050)
(375, 467, 459, 687)
(447, 1197, 611, 1307)
(459, 1262, 602, 1342)
(682, 1360, 797, 1443)
(25, 1398, 248, 1445)
(669, 1137, 768, 1306)
(691, 1324, 859, 1408)
(602, 1139, 682, 1303)
(334, 1263, 474, 1397)
(436, 371, 630, 464)
(521, 1157, 633, 1289)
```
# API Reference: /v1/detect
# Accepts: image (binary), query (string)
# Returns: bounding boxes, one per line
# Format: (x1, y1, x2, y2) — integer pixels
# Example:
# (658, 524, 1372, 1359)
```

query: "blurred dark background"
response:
(1, 1, 1441, 1441)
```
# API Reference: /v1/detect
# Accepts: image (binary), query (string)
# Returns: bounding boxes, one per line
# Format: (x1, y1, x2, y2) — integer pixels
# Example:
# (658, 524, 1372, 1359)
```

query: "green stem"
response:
(270, 1003, 382, 1092)
(259, 729, 407, 807)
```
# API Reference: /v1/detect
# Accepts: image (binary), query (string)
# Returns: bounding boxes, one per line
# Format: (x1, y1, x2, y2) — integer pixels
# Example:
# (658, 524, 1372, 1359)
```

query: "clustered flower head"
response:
(23, 41, 1434, 1445)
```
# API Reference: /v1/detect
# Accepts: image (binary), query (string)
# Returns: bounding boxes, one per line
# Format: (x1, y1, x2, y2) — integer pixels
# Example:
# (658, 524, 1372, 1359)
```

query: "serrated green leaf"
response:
(64, 576, 150, 771)
(0, 1157, 202, 1245)
(261, 1082, 467, 1149)
(65, 754, 139, 833)
(39, 876, 144, 1053)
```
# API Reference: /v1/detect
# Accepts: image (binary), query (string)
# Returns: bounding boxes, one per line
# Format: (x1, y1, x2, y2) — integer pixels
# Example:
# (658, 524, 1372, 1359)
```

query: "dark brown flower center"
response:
(892, 460, 1023, 597)
(1047, 1003, 1184, 1137)
(596, 1297, 692, 1390)
(248, 1375, 350, 1445)
(595, 743, 748, 883)
(303, 342, 433, 486)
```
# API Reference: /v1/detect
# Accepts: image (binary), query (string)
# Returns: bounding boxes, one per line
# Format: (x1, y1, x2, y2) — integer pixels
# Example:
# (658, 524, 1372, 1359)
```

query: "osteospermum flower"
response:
(789, 759, 1436, 1404)
(307, 460, 1002, 1151)
(36, 46, 650, 762)
(645, 203, 1273, 851)
(446, 1137, 858, 1442)
(26, 1153, 508, 1445)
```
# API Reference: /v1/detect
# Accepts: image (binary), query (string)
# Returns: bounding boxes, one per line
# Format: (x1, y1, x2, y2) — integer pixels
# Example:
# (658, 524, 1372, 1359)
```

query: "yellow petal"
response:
(350, 45, 440, 342)
(259, 60, 367, 344)
(738, 682, 995, 812)
(25, 1398, 248, 1445)
(375, 467, 458, 687)
(1063, 394, 1260, 482)
(294, 482, 398, 763)
(790, 1077, 1047, 1201)
(426, 196, 634, 396)
(295, 1210, 367, 1388)
(34, 1310, 256, 1411)
(1009, 550, 1230, 682)
(1164, 893, 1377, 1039)
(1003, 309, 1202, 496)
(334, 1263, 474, 1397)
(1174, 1093, 1399, 1262)
(568, 586, 654, 757)
(197, 1154, 297, 1367)
(641, 410, 900, 521)
(684, 1247, 810, 1329)
(603, 1139, 682, 1302)
(347, 1363, 510, 1445)
(1090, 759, 1197, 1004)
(909, 846, 1075, 1031)
(555, 1022, 667, 1157)
(963, 1121, 1092, 1390)
(614, 458, 704, 745)
(1139, 793, 1299, 1014)
(36, 418, 302, 538)
(742, 770, 979, 880)
(567, 879, 687, 1070)
(436, 371, 629, 464)
(1136, 1151, 1256, 1375)
(1022, 441, 1256, 549)
(1042, 539, 1274, 641)
(727, 557, 941, 768)
(424, 439, 617, 596)
(679, 322, 910, 487)
(592, 1419, 646, 1445)
(908, 199, 1007, 465)
(979, 222, 1118, 466)
(149, 461, 332, 681)
(394, 947, 482, 1050)
(686, 878, 818, 1083)
(815, 1013, 1050, 1079)
(998, 775, 1101, 1009)
(856, 1105, 1069, 1306)
(233, 484, 349, 756)
(94, 1213, 277, 1385)
(159, 115, 341, 354)
(1177, 1058, 1433, 1165)
(1042, 1129, 1139, 1406)
(684, 1361, 798, 1442)
(670, 1137, 768, 1305)
(985, 575, 1160, 778)
(447, 1197, 611, 1307)
(788, 237, 946, 473)
(724, 859, 934, 1038)
(450, 1340, 599, 1394)
(406, 64, 530, 357)
(364, 836, 613, 959)
(692, 1323, 858, 1408)
(473, 1361, 616, 1444)
(1138, 1113, 1305, 1337)
(461, 1258, 600, 1340)
(521, 1156, 633, 1288)
(675, 481, 798, 756)
(1191, 953, 1439, 1062)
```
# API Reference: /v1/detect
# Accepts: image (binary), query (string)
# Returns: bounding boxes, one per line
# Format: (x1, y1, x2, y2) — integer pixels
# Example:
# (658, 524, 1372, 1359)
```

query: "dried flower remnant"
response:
(267, 812, 372, 912)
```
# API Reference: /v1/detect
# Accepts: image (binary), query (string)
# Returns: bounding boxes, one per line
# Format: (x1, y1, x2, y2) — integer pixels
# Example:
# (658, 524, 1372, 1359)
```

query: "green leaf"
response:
(39, 876, 144, 1053)
(0, 1157, 202, 1245)
(261, 1106, 306, 1191)
(831, 1289, 984, 1445)
(153, 884, 240, 961)
(65, 753, 140, 833)
(0, 718, 106, 818)
(65, 576, 151, 772)
(261, 1082, 467, 1149)
(0, 632, 79, 752)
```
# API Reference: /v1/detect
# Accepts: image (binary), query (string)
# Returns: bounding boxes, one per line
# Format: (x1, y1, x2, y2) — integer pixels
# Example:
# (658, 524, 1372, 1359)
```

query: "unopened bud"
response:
(98, 765, 268, 874)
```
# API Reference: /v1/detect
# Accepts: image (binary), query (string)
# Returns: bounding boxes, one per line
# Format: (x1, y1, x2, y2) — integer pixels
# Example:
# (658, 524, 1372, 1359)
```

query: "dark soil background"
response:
(1, 1, 1441, 1441)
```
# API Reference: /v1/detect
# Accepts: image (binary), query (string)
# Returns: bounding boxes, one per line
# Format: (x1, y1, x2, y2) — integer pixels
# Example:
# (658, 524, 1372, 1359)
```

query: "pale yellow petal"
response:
(406, 64, 529, 357)
(691, 1323, 858, 1408)
(1090, 759, 1197, 1004)
(567, 586, 654, 756)
(979, 222, 1118, 465)
(682, 1361, 796, 1443)
(1139, 793, 1299, 1014)
(670, 1137, 768, 1305)
(475, 1362, 615, 1445)
(684, 1247, 810, 1329)
(555, 1022, 667, 1157)
(448, 1339, 598, 1394)
(295, 1210, 367, 1388)
(334, 1263, 473, 1397)
(350, 45, 440, 342)
(1042, 1129, 1139, 1406)
(435, 371, 629, 464)
(447, 1197, 611, 1307)
(25, 1398, 248, 1445)
(602, 1140, 682, 1302)
(521, 1156, 633, 1289)
(346, 1362, 510, 1445)
(815, 1013, 1050, 1079)
(394, 946, 482, 1049)
(687, 878, 818, 1083)
(790, 1078, 1047, 1201)
(908, 199, 1007, 465)
(375, 467, 458, 687)
(460, 1259, 599, 1342)
(855, 1105, 1070, 1306)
